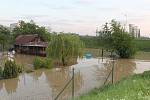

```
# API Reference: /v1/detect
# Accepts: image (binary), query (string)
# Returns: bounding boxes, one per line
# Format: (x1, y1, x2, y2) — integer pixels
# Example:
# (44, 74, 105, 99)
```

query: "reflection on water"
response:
(113, 59, 136, 82)
(0, 54, 150, 100)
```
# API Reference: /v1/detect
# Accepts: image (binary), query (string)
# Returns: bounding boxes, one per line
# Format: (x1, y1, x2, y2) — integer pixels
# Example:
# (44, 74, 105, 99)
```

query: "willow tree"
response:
(0, 25, 11, 51)
(47, 33, 84, 66)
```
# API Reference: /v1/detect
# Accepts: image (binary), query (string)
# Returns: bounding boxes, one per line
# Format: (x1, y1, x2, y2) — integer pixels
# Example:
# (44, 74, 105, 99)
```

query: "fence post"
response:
(72, 68, 75, 99)
(112, 55, 115, 84)
(102, 48, 104, 62)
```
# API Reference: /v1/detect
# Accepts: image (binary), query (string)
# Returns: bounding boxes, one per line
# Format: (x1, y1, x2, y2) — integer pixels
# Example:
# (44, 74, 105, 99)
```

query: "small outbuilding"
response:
(14, 34, 48, 56)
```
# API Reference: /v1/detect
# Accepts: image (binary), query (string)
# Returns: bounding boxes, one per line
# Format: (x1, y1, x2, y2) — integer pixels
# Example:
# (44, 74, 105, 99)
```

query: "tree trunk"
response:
(2, 43, 4, 55)
(62, 56, 65, 66)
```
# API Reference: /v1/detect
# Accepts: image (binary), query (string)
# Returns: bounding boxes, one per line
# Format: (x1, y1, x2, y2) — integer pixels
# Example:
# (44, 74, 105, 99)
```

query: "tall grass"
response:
(75, 71, 150, 100)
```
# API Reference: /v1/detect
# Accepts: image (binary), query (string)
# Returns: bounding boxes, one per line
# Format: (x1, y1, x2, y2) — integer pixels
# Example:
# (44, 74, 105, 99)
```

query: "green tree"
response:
(97, 20, 136, 58)
(0, 25, 11, 51)
(98, 23, 112, 49)
(80, 36, 98, 48)
(111, 20, 136, 58)
(47, 33, 84, 66)
(12, 20, 51, 41)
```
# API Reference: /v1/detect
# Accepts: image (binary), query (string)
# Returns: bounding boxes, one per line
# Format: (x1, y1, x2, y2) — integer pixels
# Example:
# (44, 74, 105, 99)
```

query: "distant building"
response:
(129, 24, 140, 38)
(14, 34, 48, 56)
(10, 23, 18, 31)
(10, 20, 22, 31)
(10, 20, 35, 32)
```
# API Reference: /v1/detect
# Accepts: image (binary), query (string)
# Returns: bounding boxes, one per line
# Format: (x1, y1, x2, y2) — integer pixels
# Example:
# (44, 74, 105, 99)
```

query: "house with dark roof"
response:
(14, 34, 48, 56)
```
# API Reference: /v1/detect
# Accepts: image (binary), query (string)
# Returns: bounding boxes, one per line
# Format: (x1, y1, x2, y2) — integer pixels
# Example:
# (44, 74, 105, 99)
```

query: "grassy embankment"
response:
(135, 39, 150, 52)
(75, 71, 150, 100)
(81, 36, 150, 52)
(79, 38, 150, 100)
(83, 38, 150, 59)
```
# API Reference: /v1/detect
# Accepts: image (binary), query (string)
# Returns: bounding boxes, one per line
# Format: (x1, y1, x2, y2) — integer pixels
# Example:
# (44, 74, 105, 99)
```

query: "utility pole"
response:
(72, 68, 75, 99)
(124, 14, 128, 32)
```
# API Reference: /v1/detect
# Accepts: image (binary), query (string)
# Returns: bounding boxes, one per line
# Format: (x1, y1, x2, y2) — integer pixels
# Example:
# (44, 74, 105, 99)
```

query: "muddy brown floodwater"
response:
(0, 54, 150, 100)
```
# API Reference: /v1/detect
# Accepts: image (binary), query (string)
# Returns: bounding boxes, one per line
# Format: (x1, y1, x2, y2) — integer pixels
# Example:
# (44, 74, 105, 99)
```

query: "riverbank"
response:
(81, 36, 150, 52)
(74, 71, 150, 100)
(84, 48, 150, 59)
(0, 53, 150, 99)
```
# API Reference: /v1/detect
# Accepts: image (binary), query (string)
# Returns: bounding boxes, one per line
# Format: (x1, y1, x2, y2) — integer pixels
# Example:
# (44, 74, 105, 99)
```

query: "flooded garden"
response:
(0, 50, 150, 100)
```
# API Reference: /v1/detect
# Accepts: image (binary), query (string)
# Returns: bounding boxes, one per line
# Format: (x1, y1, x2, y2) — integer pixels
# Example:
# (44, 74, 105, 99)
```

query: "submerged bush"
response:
(0, 60, 23, 79)
(17, 65, 23, 73)
(3, 60, 19, 79)
(33, 57, 52, 69)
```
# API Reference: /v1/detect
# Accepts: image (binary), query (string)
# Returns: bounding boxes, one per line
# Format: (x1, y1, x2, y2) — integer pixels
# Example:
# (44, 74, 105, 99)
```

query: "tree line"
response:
(81, 20, 137, 58)
(0, 20, 84, 66)
(0, 20, 137, 59)
(0, 20, 51, 51)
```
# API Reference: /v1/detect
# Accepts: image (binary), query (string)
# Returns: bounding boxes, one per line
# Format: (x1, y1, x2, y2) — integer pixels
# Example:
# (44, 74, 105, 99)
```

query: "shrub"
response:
(3, 60, 19, 79)
(43, 58, 52, 69)
(33, 57, 52, 69)
(17, 65, 23, 73)
(33, 57, 42, 69)
(112, 32, 136, 58)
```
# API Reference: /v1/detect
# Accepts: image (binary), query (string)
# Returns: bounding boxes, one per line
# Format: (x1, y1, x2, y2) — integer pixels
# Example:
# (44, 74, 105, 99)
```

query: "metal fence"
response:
(54, 54, 116, 100)
(54, 68, 75, 100)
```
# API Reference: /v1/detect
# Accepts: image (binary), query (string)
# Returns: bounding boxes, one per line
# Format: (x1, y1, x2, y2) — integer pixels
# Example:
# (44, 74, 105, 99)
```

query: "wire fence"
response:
(0, 50, 116, 100)
(54, 55, 115, 100)
(54, 68, 75, 100)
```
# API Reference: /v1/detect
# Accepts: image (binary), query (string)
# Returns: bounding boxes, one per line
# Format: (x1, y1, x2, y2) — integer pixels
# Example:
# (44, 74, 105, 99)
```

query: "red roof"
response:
(15, 34, 48, 47)
(15, 34, 39, 45)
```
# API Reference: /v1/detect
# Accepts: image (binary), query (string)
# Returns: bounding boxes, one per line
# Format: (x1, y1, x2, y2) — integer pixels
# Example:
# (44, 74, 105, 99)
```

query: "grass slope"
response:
(135, 39, 150, 52)
(81, 36, 150, 52)
(75, 71, 150, 100)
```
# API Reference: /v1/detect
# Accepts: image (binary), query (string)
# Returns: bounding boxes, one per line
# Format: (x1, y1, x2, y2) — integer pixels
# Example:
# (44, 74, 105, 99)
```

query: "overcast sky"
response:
(0, 0, 150, 37)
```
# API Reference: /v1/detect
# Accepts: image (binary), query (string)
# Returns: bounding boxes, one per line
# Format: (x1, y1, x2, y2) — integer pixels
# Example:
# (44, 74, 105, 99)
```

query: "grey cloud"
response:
(0, 19, 16, 22)
(14, 15, 50, 20)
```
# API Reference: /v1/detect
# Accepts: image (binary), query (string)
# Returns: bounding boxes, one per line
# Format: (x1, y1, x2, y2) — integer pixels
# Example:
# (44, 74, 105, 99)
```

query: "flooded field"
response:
(0, 51, 150, 100)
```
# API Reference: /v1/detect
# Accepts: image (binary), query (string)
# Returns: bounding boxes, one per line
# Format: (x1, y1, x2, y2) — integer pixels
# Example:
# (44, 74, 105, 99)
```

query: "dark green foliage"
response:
(141, 70, 150, 78)
(97, 22, 112, 49)
(12, 20, 51, 42)
(33, 57, 52, 69)
(3, 61, 19, 79)
(113, 33, 136, 58)
(97, 20, 136, 58)
(80, 36, 99, 48)
(111, 20, 136, 58)
(0, 25, 11, 51)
